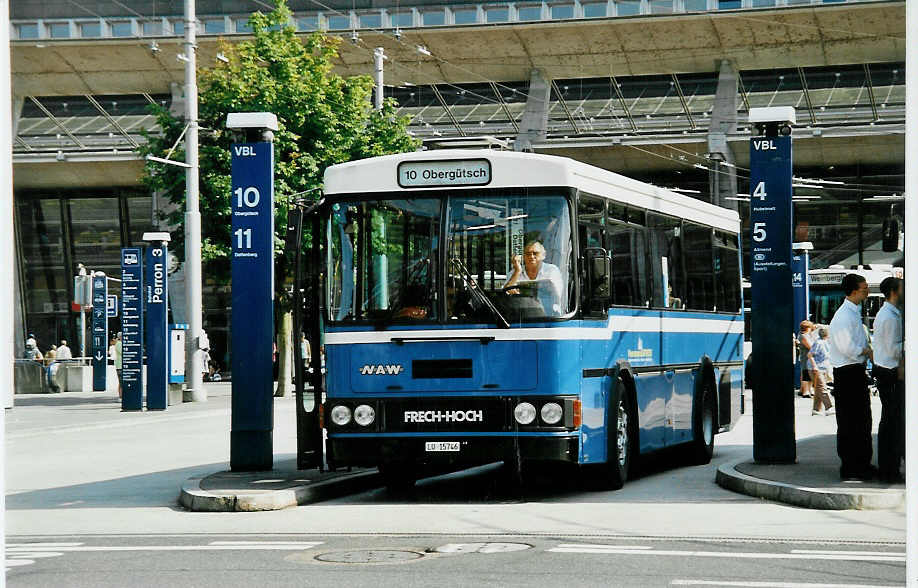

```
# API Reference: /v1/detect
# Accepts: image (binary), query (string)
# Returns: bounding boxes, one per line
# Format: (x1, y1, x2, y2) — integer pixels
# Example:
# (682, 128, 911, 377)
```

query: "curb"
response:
(715, 458, 904, 511)
(179, 470, 382, 512)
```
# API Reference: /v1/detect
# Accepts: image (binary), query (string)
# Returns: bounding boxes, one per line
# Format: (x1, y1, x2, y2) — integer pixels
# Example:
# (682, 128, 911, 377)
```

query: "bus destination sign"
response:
(397, 159, 491, 188)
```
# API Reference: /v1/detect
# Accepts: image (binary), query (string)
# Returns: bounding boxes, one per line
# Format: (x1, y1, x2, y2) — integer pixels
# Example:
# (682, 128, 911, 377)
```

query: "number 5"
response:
(752, 222, 767, 242)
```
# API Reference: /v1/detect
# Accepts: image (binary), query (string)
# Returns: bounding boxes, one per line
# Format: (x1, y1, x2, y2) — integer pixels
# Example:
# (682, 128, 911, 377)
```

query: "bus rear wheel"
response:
(689, 381, 715, 465)
(603, 378, 634, 490)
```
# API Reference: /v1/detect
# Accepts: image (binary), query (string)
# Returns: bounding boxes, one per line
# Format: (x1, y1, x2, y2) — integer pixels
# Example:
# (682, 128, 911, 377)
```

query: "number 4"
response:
(752, 182, 767, 201)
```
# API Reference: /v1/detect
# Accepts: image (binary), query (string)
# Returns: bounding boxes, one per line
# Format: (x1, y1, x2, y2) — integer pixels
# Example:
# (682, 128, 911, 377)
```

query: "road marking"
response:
(671, 581, 902, 588)
(6, 560, 35, 568)
(7, 543, 324, 553)
(555, 544, 653, 550)
(790, 550, 906, 557)
(208, 541, 324, 547)
(7, 542, 82, 548)
(548, 545, 904, 562)
(7, 552, 64, 559)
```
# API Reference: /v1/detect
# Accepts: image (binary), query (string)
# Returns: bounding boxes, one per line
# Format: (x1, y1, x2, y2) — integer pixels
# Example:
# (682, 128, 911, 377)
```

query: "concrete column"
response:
(12, 94, 24, 138)
(707, 59, 739, 211)
(513, 69, 551, 152)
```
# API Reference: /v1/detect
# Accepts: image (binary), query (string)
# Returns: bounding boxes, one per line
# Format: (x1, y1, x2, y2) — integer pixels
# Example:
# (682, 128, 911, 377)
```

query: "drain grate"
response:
(315, 550, 424, 564)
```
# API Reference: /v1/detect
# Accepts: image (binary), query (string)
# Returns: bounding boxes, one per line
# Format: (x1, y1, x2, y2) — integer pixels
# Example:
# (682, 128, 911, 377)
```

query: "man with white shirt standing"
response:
(828, 273, 875, 480)
(872, 276, 904, 483)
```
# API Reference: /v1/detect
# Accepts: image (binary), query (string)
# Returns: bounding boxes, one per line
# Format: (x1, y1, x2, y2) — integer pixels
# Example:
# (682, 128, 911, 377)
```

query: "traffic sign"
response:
(145, 245, 169, 410)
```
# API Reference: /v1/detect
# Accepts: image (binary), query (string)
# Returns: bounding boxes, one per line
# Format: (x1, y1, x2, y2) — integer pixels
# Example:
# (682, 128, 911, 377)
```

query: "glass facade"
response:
(16, 192, 151, 356)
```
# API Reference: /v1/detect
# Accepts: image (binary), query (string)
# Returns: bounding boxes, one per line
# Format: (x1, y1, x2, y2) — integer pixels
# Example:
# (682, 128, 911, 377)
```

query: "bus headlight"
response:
(540, 402, 563, 425)
(514, 402, 537, 425)
(330, 405, 352, 426)
(354, 404, 376, 427)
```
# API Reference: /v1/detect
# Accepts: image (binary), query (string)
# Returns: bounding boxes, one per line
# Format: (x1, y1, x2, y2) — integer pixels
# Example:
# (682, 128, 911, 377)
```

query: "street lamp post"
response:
(184, 0, 205, 402)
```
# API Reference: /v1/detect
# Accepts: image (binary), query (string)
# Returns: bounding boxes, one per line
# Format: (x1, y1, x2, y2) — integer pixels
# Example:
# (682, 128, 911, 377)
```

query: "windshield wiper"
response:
(450, 258, 510, 329)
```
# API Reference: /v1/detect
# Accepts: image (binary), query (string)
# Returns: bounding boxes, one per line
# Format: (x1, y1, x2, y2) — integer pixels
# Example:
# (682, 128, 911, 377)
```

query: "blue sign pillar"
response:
(91, 273, 108, 391)
(145, 244, 169, 410)
(230, 140, 275, 471)
(791, 243, 812, 387)
(121, 248, 144, 411)
(749, 134, 796, 463)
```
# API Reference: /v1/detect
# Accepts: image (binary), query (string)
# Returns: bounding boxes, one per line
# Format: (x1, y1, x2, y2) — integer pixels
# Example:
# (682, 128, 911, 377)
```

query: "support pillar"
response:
(708, 60, 739, 211)
(513, 69, 551, 152)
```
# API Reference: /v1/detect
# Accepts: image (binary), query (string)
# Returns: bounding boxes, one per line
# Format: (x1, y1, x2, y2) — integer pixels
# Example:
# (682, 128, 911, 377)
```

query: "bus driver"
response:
(505, 240, 564, 315)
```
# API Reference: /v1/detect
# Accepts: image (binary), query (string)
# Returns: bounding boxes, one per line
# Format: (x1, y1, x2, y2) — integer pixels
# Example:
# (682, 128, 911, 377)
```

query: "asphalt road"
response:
(6, 533, 906, 587)
(5, 385, 906, 586)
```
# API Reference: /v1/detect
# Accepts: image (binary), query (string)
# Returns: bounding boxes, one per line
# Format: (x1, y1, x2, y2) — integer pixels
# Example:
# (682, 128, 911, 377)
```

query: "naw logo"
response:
(627, 337, 654, 364)
(359, 364, 404, 376)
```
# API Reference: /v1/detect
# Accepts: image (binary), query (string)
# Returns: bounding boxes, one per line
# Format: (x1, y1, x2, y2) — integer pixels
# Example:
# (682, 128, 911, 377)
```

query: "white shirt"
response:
(872, 301, 903, 369)
(507, 261, 564, 315)
(56, 345, 72, 360)
(828, 298, 869, 368)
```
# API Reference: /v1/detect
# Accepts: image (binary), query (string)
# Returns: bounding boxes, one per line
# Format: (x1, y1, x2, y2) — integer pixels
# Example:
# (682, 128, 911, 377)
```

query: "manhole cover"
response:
(433, 543, 532, 554)
(315, 550, 424, 564)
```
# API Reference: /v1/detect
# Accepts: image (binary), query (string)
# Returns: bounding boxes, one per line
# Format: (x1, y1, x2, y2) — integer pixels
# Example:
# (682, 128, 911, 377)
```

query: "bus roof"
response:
(323, 150, 740, 233)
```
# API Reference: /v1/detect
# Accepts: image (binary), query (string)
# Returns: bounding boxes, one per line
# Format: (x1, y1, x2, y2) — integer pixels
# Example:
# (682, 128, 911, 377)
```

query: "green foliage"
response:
(138, 0, 419, 299)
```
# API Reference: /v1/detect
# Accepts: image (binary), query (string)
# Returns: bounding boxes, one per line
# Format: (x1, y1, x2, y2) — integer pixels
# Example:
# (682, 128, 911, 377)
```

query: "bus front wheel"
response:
(604, 378, 635, 490)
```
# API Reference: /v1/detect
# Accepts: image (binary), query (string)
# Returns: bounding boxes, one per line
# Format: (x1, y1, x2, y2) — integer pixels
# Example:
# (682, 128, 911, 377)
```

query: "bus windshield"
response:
(328, 199, 440, 323)
(327, 193, 574, 324)
(446, 194, 573, 321)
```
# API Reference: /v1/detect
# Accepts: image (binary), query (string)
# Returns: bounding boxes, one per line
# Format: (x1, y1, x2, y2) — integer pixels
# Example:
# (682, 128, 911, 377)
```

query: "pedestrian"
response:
(108, 336, 117, 365)
(26, 332, 36, 349)
(114, 333, 123, 399)
(24, 340, 43, 362)
(808, 327, 834, 416)
(56, 339, 73, 361)
(45, 344, 57, 366)
(798, 321, 816, 397)
(828, 273, 875, 481)
(872, 276, 904, 483)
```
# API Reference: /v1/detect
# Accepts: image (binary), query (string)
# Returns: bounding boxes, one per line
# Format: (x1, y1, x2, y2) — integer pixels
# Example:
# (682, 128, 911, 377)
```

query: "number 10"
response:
(234, 228, 252, 249)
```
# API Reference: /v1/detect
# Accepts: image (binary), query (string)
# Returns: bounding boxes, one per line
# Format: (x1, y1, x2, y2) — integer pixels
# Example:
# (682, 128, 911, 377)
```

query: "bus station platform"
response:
(716, 397, 905, 511)
(179, 458, 380, 512)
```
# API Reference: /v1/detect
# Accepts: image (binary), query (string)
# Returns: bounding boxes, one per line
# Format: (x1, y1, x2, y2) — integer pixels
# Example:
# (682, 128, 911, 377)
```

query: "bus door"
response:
(289, 205, 324, 470)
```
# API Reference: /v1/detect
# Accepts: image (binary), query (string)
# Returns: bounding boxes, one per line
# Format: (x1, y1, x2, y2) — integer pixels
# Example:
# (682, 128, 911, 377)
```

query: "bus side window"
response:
(606, 220, 650, 307)
(648, 213, 686, 309)
(714, 231, 741, 313)
(683, 222, 715, 311)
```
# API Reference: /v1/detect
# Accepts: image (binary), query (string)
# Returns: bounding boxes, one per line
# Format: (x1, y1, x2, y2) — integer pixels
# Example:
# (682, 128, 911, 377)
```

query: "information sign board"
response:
(145, 245, 169, 410)
(749, 135, 796, 463)
(121, 248, 144, 410)
(91, 273, 108, 391)
(231, 141, 275, 470)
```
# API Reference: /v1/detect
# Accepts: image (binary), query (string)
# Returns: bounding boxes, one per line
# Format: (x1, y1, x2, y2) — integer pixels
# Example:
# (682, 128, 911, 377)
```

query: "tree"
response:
(139, 0, 419, 395)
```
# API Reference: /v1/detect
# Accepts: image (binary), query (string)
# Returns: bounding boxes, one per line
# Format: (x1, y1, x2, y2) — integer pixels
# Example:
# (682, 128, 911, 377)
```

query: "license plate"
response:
(425, 441, 460, 452)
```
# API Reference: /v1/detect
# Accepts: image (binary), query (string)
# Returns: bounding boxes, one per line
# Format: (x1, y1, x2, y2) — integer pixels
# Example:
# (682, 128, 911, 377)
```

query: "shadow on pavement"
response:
(6, 461, 229, 510)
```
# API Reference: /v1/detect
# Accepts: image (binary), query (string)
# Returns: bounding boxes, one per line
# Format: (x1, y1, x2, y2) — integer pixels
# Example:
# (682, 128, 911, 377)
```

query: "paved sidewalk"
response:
(180, 458, 380, 512)
(716, 395, 904, 510)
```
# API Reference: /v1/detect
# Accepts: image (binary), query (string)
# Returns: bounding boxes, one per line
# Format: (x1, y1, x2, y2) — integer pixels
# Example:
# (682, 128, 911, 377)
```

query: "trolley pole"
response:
(748, 106, 797, 464)
(183, 0, 205, 402)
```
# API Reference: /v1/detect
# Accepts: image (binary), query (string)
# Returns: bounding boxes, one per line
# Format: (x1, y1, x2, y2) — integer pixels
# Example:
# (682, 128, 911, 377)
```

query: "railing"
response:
(9, 0, 886, 41)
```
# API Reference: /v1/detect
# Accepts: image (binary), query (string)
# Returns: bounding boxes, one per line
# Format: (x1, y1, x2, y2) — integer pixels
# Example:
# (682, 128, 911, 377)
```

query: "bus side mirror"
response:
(584, 247, 611, 305)
(882, 214, 900, 253)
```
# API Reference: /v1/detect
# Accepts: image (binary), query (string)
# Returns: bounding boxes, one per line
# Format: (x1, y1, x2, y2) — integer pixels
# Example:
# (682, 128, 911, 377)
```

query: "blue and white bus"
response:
(318, 149, 744, 490)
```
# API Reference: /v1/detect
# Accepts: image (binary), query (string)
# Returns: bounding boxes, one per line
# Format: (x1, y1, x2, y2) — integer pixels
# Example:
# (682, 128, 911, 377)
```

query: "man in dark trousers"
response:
(828, 273, 874, 480)
(872, 276, 904, 483)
